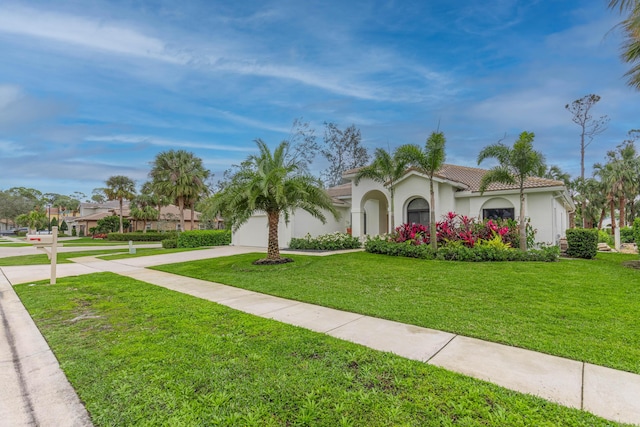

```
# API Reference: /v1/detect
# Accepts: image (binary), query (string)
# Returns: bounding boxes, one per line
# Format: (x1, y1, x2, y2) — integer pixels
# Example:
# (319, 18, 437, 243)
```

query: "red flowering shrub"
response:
(390, 212, 523, 247)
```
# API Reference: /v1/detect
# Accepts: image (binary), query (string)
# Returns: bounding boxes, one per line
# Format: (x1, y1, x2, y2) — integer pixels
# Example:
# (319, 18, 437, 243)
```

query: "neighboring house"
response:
(67, 202, 207, 235)
(232, 164, 575, 248)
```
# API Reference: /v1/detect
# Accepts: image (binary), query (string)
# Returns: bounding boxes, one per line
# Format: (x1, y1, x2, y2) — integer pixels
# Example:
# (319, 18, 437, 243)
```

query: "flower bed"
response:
(289, 232, 361, 251)
(365, 212, 557, 262)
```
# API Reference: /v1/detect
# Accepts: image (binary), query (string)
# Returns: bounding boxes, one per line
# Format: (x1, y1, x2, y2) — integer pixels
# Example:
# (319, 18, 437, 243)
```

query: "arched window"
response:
(407, 198, 429, 226)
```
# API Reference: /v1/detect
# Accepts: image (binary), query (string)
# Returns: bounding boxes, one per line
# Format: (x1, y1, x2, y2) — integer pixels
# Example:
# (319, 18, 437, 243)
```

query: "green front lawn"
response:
(154, 251, 640, 374)
(0, 247, 206, 266)
(14, 273, 620, 426)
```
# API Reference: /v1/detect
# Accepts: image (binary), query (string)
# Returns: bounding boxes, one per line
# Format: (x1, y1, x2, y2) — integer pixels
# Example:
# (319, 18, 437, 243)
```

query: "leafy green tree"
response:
(354, 147, 409, 232)
(608, 0, 640, 89)
(477, 131, 546, 251)
(96, 215, 129, 234)
(60, 220, 68, 233)
(104, 175, 136, 233)
(397, 131, 447, 250)
(149, 150, 210, 231)
(15, 209, 47, 233)
(205, 139, 338, 263)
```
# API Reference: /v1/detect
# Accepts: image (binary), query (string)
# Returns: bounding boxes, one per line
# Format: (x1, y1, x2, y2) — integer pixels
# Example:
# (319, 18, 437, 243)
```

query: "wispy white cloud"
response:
(85, 134, 255, 152)
(0, 5, 185, 64)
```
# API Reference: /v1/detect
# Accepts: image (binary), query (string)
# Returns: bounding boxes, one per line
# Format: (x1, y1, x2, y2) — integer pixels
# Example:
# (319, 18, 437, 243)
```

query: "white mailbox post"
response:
(26, 226, 62, 284)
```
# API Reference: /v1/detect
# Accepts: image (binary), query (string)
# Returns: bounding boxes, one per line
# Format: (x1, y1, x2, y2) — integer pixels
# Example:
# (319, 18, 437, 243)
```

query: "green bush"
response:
(566, 228, 598, 259)
(598, 229, 613, 246)
(289, 232, 361, 251)
(177, 230, 231, 248)
(620, 226, 635, 243)
(364, 235, 558, 262)
(634, 218, 640, 245)
(108, 231, 179, 242)
(162, 238, 178, 249)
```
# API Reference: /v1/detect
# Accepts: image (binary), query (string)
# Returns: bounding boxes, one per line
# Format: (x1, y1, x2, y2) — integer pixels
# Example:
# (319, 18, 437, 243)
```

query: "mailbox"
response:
(26, 234, 54, 246)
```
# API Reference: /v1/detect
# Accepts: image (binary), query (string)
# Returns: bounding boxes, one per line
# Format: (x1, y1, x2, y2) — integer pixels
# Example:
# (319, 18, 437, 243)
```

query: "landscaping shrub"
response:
(108, 231, 179, 242)
(389, 212, 532, 249)
(634, 218, 640, 245)
(566, 228, 598, 259)
(289, 232, 361, 251)
(620, 226, 634, 243)
(161, 238, 178, 249)
(598, 229, 613, 246)
(177, 230, 231, 248)
(364, 235, 558, 262)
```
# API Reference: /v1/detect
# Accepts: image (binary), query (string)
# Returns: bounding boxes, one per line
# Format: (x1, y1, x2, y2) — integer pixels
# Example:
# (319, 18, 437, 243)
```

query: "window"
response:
(407, 198, 429, 226)
(483, 208, 515, 220)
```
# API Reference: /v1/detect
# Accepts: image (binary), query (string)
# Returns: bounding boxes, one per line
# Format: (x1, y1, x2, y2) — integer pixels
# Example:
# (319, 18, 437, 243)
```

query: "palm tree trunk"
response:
(178, 198, 185, 231)
(619, 196, 626, 228)
(267, 210, 280, 260)
(429, 178, 437, 250)
(519, 188, 527, 251)
(389, 188, 395, 233)
(598, 207, 606, 230)
(610, 199, 617, 233)
(119, 198, 124, 233)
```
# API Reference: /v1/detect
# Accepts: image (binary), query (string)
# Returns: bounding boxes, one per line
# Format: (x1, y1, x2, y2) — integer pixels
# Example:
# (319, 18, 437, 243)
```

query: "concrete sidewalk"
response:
(1, 247, 640, 426)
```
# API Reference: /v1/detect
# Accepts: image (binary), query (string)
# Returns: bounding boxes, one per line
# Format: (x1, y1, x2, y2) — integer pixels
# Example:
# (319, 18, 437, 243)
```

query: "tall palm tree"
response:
(397, 131, 447, 250)
(149, 150, 210, 231)
(206, 139, 339, 263)
(354, 147, 409, 232)
(608, 0, 640, 89)
(477, 131, 546, 251)
(104, 175, 136, 233)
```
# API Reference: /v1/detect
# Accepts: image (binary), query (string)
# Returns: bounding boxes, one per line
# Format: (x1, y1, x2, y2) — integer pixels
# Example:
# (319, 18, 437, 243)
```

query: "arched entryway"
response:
(360, 190, 389, 236)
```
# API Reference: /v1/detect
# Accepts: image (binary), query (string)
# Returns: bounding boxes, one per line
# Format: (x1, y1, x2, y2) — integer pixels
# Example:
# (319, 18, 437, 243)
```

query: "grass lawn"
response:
(61, 238, 161, 247)
(0, 247, 206, 266)
(14, 273, 621, 426)
(153, 251, 640, 375)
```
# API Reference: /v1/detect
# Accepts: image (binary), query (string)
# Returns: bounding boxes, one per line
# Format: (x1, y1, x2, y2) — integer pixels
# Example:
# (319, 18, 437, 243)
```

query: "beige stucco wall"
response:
(231, 207, 348, 248)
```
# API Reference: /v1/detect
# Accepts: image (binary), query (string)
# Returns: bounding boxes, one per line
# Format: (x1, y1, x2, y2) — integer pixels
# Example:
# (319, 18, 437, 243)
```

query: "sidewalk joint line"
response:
(425, 334, 458, 363)
(324, 314, 366, 334)
(580, 362, 585, 410)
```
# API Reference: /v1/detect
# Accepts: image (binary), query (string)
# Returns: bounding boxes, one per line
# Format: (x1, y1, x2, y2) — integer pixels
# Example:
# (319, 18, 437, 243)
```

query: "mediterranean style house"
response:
(232, 163, 575, 249)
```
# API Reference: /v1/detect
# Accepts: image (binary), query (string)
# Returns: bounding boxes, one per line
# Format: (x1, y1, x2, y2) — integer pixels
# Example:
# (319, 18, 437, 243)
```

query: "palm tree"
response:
(539, 165, 571, 186)
(354, 147, 409, 232)
(149, 150, 210, 231)
(608, 0, 640, 89)
(104, 175, 136, 233)
(130, 186, 159, 233)
(477, 131, 546, 251)
(397, 131, 447, 249)
(206, 139, 339, 263)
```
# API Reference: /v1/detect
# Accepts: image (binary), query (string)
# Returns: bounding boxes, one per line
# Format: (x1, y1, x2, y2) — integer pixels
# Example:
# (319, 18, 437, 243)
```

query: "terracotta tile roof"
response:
(434, 164, 565, 192)
(340, 164, 565, 194)
(326, 183, 352, 198)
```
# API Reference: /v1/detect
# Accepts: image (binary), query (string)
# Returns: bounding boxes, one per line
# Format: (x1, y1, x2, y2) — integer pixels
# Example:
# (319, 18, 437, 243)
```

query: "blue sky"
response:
(0, 0, 637, 199)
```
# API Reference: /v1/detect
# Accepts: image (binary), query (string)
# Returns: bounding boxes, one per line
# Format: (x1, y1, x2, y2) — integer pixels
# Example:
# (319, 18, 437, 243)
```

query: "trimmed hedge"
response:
(565, 228, 598, 259)
(364, 236, 559, 262)
(289, 232, 361, 251)
(162, 239, 178, 249)
(108, 231, 179, 242)
(621, 226, 634, 244)
(177, 230, 231, 248)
